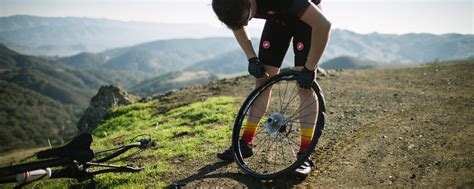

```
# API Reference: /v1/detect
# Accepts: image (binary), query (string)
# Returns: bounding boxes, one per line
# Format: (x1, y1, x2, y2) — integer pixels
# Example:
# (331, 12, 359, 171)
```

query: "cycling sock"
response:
(241, 120, 259, 146)
(300, 127, 314, 153)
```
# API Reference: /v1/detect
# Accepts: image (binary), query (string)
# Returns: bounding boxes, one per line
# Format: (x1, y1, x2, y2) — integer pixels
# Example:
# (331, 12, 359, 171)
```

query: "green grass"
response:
(15, 96, 241, 188)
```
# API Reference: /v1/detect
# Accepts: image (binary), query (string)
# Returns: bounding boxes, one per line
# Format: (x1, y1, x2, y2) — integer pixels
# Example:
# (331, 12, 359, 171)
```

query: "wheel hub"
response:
(265, 113, 292, 141)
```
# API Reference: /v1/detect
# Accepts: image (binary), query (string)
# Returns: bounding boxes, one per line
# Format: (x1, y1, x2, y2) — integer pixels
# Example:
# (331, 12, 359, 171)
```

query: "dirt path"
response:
(157, 63, 473, 188)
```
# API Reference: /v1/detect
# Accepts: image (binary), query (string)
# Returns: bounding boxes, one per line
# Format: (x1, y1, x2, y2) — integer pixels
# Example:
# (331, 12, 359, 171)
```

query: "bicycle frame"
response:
(0, 134, 155, 188)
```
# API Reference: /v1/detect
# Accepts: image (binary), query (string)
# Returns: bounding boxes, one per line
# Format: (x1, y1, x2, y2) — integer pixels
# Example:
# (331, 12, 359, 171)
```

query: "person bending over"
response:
(212, 0, 331, 176)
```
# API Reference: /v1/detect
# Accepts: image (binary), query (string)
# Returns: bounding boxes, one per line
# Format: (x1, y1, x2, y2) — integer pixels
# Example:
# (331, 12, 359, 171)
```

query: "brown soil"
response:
(154, 62, 473, 188)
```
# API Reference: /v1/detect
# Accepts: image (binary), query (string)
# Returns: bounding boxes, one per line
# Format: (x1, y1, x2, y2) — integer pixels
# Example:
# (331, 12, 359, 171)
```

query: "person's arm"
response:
(232, 27, 257, 59)
(299, 3, 331, 71)
(233, 27, 268, 78)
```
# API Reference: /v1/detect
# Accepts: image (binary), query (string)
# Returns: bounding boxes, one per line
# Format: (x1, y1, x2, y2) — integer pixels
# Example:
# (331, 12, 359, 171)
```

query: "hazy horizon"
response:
(0, 0, 472, 36)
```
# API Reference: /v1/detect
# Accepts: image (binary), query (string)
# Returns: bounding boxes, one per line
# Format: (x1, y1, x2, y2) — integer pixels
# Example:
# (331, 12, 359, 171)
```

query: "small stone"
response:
(383, 135, 387, 139)
(342, 161, 351, 165)
(410, 174, 416, 179)
(398, 137, 403, 140)
(408, 144, 416, 149)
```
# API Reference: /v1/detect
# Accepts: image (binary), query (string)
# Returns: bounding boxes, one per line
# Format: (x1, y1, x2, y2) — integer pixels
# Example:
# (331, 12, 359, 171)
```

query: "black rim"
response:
(232, 71, 326, 179)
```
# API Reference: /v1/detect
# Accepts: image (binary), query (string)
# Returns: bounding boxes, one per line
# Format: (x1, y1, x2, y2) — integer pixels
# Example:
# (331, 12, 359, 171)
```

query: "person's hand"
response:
(298, 66, 315, 89)
(248, 57, 266, 78)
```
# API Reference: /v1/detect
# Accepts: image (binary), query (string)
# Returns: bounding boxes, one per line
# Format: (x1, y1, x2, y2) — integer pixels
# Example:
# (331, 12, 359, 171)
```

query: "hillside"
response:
(0, 80, 81, 152)
(59, 38, 239, 75)
(0, 45, 144, 153)
(326, 30, 474, 64)
(0, 45, 151, 105)
(320, 56, 385, 69)
(57, 52, 106, 69)
(0, 45, 95, 106)
(6, 60, 472, 188)
(131, 70, 218, 97)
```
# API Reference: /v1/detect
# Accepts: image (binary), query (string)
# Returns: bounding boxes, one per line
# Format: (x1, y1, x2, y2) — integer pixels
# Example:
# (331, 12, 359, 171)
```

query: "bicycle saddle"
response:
(36, 133, 94, 164)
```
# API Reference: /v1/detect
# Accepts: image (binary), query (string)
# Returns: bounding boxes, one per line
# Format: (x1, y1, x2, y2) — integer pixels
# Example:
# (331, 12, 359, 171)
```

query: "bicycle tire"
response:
(232, 70, 326, 180)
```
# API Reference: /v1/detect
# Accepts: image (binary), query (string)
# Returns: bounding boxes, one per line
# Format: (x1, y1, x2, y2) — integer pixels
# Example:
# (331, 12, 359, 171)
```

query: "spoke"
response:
(277, 81, 284, 114)
(292, 111, 319, 121)
(259, 136, 276, 172)
(278, 134, 290, 167)
(282, 80, 289, 112)
(288, 130, 300, 140)
(280, 138, 288, 165)
(250, 133, 271, 158)
(287, 94, 317, 121)
(289, 101, 318, 120)
(290, 121, 318, 125)
(266, 138, 277, 172)
(284, 137, 298, 160)
(286, 89, 313, 118)
(281, 83, 300, 115)
(285, 133, 300, 148)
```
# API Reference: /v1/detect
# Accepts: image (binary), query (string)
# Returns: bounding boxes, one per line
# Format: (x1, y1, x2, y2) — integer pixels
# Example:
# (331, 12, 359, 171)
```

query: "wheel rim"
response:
(233, 72, 322, 178)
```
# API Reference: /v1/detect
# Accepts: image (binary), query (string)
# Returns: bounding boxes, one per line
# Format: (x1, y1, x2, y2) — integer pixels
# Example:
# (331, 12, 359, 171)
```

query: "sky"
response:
(0, 0, 472, 35)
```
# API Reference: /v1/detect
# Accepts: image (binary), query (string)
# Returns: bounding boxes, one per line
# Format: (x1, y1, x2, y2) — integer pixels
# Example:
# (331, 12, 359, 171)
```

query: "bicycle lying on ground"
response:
(0, 133, 156, 188)
(232, 70, 326, 180)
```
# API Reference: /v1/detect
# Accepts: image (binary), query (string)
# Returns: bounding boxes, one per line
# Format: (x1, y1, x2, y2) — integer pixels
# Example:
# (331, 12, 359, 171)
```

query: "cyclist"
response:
(212, 0, 331, 176)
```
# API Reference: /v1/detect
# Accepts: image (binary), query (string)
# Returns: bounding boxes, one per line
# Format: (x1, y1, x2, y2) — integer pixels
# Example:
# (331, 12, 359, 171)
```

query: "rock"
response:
(341, 161, 352, 165)
(317, 68, 328, 77)
(389, 175, 394, 181)
(77, 85, 135, 133)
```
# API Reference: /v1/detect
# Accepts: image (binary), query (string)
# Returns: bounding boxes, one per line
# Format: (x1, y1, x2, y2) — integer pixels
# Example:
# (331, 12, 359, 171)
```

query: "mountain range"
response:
(1, 15, 473, 64)
(60, 38, 239, 74)
(0, 15, 231, 56)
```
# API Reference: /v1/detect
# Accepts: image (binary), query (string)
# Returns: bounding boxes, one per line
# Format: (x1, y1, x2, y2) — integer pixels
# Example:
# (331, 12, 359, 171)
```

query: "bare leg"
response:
(295, 66, 318, 152)
(247, 65, 280, 123)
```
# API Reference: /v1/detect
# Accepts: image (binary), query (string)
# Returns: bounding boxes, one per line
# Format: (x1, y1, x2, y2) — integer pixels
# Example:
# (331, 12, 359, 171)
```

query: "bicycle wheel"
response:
(232, 70, 326, 180)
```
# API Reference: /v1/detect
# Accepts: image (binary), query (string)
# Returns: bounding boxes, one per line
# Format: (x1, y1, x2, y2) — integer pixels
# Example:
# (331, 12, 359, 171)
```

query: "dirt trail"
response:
(156, 63, 473, 188)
